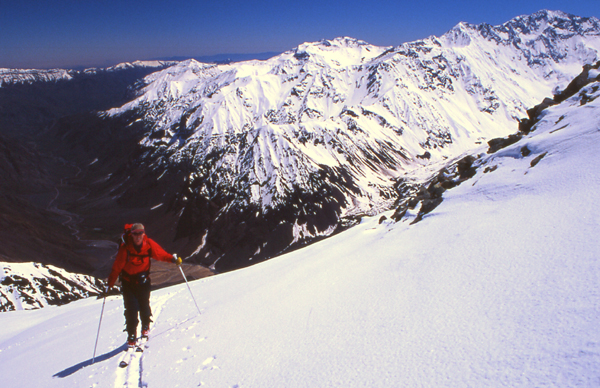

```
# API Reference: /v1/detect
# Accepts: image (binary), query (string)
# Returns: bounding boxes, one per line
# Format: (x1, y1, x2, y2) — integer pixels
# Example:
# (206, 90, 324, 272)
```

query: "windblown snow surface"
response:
(1, 78, 599, 387)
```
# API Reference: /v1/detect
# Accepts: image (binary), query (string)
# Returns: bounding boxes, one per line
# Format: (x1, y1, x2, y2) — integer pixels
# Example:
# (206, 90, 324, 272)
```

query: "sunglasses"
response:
(131, 231, 145, 236)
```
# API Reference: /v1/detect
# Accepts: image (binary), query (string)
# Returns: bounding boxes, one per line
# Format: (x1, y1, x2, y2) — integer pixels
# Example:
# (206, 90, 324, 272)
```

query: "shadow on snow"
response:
(53, 344, 128, 378)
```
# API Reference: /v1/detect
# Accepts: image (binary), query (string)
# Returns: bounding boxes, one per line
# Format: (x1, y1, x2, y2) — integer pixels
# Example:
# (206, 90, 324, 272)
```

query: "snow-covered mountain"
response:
(0, 262, 105, 311)
(83, 10, 600, 271)
(1, 58, 599, 386)
(0, 68, 75, 87)
(3, 10, 599, 276)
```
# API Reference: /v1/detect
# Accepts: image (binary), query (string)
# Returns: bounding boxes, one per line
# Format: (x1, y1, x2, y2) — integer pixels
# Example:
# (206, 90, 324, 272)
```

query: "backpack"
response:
(121, 223, 133, 245)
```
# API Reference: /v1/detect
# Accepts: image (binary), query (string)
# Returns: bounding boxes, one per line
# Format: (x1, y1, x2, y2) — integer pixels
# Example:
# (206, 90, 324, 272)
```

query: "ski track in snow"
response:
(144, 292, 213, 387)
(112, 289, 186, 388)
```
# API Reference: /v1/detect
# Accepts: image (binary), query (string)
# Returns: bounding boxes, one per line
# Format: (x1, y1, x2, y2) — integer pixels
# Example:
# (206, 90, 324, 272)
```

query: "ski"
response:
(119, 345, 136, 368)
(136, 335, 148, 352)
(118, 331, 149, 367)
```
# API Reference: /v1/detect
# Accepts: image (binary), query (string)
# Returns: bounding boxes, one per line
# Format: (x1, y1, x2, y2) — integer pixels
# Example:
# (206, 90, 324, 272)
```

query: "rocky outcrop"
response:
(517, 61, 600, 135)
(391, 155, 478, 224)
(394, 59, 600, 226)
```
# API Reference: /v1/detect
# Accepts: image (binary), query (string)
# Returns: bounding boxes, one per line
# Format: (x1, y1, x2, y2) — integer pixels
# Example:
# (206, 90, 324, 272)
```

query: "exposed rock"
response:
(519, 61, 600, 134)
(416, 151, 432, 160)
(525, 98, 558, 124)
(392, 155, 479, 224)
(487, 133, 524, 154)
(530, 152, 548, 167)
(554, 62, 600, 103)
(410, 197, 444, 225)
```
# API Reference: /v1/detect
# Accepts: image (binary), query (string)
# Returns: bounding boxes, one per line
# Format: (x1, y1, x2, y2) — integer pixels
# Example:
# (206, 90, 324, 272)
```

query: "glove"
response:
(98, 286, 109, 298)
(172, 254, 182, 266)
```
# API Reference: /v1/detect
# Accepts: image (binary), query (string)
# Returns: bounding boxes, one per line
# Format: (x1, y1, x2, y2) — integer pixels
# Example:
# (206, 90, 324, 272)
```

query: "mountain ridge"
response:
(0, 60, 177, 86)
(85, 9, 600, 271)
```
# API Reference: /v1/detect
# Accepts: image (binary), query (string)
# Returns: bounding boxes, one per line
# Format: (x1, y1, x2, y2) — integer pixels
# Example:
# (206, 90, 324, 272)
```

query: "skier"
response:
(106, 223, 182, 346)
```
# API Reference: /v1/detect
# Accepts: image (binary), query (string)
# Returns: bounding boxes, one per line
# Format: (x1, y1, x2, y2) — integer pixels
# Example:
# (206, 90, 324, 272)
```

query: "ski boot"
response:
(127, 332, 137, 347)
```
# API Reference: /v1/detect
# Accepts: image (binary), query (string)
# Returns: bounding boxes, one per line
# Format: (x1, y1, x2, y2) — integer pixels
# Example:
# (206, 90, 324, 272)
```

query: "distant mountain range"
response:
(1, 10, 599, 277)
(153, 52, 282, 65)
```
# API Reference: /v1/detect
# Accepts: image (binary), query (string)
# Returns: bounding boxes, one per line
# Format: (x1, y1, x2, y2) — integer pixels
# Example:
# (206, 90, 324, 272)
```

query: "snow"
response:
(2, 81, 600, 387)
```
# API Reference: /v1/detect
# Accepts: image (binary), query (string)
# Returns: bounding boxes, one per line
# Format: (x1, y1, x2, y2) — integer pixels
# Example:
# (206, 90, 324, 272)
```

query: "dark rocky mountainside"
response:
(0, 131, 100, 272)
(0, 63, 175, 275)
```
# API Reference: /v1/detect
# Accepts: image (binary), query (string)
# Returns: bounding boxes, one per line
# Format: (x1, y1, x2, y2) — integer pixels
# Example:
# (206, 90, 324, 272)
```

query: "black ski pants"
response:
(121, 276, 151, 336)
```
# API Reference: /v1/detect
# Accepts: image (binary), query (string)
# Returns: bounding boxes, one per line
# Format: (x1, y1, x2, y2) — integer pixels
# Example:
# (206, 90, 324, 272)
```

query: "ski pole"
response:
(178, 264, 202, 315)
(92, 294, 107, 363)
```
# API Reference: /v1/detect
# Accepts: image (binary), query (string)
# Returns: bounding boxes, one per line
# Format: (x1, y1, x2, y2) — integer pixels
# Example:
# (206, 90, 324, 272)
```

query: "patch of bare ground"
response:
(149, 261, 214, 290)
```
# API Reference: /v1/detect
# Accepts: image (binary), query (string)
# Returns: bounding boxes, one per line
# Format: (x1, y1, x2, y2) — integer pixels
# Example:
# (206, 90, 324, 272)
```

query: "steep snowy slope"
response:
(1, 62, 599, 387)
(92, 10, 600, 271)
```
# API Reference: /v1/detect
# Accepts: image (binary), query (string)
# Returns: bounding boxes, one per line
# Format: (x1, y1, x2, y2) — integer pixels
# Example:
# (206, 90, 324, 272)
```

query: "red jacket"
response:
(108, 235, 174, 287)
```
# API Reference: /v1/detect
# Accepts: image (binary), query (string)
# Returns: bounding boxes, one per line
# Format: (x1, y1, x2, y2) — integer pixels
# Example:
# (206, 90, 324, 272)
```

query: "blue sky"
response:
(1, 0, 598, 69)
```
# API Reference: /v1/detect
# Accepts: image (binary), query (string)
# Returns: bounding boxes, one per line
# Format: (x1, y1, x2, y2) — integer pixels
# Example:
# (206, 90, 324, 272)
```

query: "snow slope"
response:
(1, 71, 599, 387)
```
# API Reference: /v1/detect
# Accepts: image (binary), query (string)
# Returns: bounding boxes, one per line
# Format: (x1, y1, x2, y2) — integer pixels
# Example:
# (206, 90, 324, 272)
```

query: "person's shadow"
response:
(53, 344, 128, 378)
